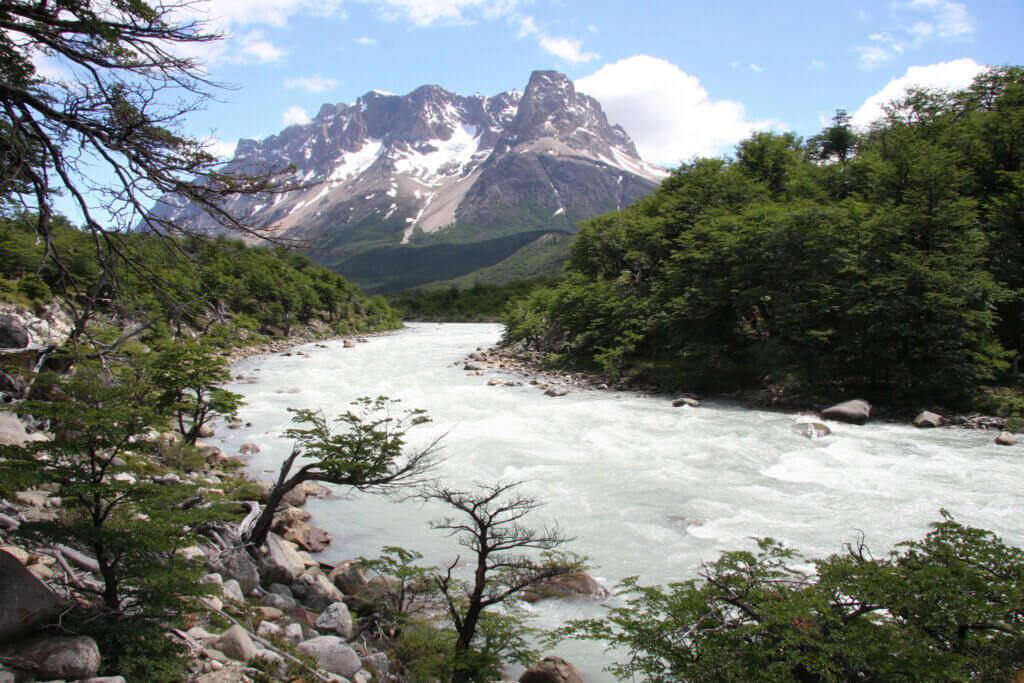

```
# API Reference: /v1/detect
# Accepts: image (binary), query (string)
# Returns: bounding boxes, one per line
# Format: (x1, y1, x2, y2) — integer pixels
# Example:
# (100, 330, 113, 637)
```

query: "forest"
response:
(504, 67, 1024, 416)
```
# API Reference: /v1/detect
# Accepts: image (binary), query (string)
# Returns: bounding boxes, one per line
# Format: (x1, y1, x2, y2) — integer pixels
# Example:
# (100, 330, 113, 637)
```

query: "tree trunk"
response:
(243, 447, 306, 554)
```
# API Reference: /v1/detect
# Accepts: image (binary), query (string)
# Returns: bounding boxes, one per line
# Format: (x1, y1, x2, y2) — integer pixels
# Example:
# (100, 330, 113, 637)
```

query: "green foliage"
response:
(505, 67, 1024, 410)
(562, 514, 1024, 682)
(388, 276, 560, 321)
(148, 338, 243, 445)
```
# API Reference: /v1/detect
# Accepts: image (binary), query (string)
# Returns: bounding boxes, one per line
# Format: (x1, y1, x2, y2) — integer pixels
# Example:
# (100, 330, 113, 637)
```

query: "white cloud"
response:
(750, 63, 763, 73)
(240, 30, 287, 62)
(282, 105, 312, 127)
(203, 137, 239, 160)
(576, 55, 783, 167)
(369, 0, 516, 26)
(198, 0, 345, 28)
(852, 58, 987, 127)
(284, 75, 339, 92)
(856, 0, 974, 69)
(539, 36, 598, 63)
(902, 0, 974, 37)
(810, 58, 826, 70)
(857, 45, 894, 69)
(516, 15, 538, 38)
(355, 36, 378, 45)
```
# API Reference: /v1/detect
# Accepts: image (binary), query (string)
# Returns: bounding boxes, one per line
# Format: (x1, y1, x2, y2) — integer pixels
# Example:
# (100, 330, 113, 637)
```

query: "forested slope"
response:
(504, 67, 1024, 413)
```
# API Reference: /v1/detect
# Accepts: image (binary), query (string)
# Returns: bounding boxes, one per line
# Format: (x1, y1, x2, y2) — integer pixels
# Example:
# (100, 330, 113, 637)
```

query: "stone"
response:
(296, 636, 362, 678)
(81, 677, 127, 683)
(0, 549, 63, 641)
(328, 561, 369, 597)
(239, 442, 260, 454)
(257, 620, 283, 638)
(343, 339, 356, 348)
(1, 635, 100, 680)
(280, 521, 332, 553)
(222, 579, 245, 603)
(315, 601, 354, 638)
(272, 505, 313, 532)
(672, 397, 701, 408)
(283, 622, 304, 643)
(296, 569, 346, 611)
(822, 399, 872, 425)
(361, 652, 391, 678)
(996, 431, 1018, 446)
(913, 411, 943, 428)
(203, 648, 229, 663)
(793, 422, 831, 438)
(488, 378, 505, 386)
(262, 592, 296, 611)
(544, 386, 569, 397)
(520, 572, 609, 603)
(214, 625, 260, 663)
(519, 656, 583, 683)
(0, 315, 30, 349)
(197, 423, 215, 438)
(208, 548, 260, 595)
(269, 583, 294, 597)
(260, 533, 306, 586)
(253, 606, 283, 621)
(201, 572, 224, 586)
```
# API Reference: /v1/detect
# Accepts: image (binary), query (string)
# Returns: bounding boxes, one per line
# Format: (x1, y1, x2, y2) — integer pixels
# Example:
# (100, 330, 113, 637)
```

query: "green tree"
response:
(243, 397, 441, 552)
(562, 514, 1024, 682)
(148, 338, 243, 445)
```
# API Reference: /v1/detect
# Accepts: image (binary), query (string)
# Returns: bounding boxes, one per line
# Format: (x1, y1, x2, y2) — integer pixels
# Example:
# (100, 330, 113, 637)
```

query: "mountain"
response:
(152, 70, 667, 292)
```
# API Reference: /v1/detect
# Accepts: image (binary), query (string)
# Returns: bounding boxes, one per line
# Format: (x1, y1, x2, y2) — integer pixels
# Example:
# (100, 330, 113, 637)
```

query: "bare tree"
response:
(424, 481, 577, 683)
(242, 397, 441, 552)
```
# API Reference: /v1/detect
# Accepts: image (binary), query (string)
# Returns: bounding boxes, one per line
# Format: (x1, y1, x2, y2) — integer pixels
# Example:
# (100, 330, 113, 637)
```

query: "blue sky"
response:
(179, 0, 1022, 167)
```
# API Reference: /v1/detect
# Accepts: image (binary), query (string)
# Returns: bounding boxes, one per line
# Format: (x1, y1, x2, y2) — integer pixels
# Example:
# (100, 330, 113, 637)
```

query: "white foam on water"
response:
(214, 323, 1024, 681)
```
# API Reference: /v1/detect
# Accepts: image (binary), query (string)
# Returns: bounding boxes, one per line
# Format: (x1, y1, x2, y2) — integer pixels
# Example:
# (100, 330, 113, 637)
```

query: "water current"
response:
(216, 322, 1024, 680)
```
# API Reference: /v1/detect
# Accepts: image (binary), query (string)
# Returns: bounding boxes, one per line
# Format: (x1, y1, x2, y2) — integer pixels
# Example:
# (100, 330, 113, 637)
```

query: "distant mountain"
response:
(152, 70, 666, 291)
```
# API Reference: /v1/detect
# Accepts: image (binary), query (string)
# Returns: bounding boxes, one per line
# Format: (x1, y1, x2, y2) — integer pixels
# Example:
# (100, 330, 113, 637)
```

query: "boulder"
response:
(296, 568, 346, 611)
(672, 397, 700, 408)
(913, 411, 943, 428)
(271, 505, 312, 533)
(315, 601, 354, 639)
(0, 412, 48, 447)
(261, 592, 296, 611)
(520, 572, 609, 603)
(794, 422, 831, 439)
(214, 625, 260, 663)
(487, 378, 505, 386)
(260, 533, 306, 586)
(822, 399, 872, 425)
(222, 579, 245, 603)
(343, 339, 356, 348)
(239, 442, 260, 454)
(996, 431, 1018, 446)
(196, 423, 215, 438)
(519, 656, 583, 683)
(328, 560, 369, 597)
(256, 620, 283, 639)
(0, 550, 63, 641)
(81, 677, 128, 683)
(296, 636, 362, 678)
(544, 386, 569, 397)
(280, 521, 332, 553)
(1, 635, 100, 680)
(208, 548, 260, 595)
(0, 316, 29, 349)
(283, 622, 304, 644)
(361, 652, 391, 678)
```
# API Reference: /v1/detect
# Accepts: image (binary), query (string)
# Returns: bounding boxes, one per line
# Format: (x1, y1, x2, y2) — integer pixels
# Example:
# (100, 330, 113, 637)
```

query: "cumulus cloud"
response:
(284, 75, 339, 92)
(239, 30, 286, 62)
(515, 14, 598, 64)
(576, 55, 783, 167)
(852, 57, 987, 127)
(282, 105, 312, 127)
(198, 0, 345, 28)
(202, 137, 239, 160)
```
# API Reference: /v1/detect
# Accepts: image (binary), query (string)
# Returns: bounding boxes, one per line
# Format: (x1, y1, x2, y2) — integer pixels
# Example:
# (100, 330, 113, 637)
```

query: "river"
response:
(217, 322, 1024, 680)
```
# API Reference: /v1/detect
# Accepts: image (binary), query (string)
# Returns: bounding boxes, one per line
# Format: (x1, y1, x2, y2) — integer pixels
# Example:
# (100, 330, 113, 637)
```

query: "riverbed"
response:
(215, 322, 1024, 679)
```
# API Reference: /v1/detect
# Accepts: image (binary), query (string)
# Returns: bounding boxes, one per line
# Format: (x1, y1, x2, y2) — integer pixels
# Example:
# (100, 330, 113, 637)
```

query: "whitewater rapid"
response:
(216, 323, 1024, 679)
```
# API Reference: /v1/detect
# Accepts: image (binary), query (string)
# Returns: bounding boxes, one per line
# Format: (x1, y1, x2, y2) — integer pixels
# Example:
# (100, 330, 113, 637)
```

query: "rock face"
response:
(0, 315, 29, 348)
(149, 70, 665, 292)
(1, 635, 101, 679)
(822, 399, 872, 425)
(519, 656, 584, 683)
(0, 550, 63, 641)
(520, 572, 609, 603)
(296, 636, 362, 677)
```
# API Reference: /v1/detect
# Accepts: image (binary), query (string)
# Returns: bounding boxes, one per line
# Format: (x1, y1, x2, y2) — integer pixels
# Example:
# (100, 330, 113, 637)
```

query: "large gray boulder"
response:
(996, 431, 1018, 446)
(208, 548, 260, 595)
(315, 601, 354, 639)
(822, 399, 872, 425)
(260, 533, 305, 586)
(214, 625, 260, 663)
(913, 411, 943, 428)
(296, 636, 361, 677)
(0, 413, 48, 447)
(1, 635, 100, 680)
(0, 549, 63, 641)
(0, 316, 29, 349)
(520, 572, 609, 603)
(328, 560, 369, 597)
(296, 568, 345, 611)
(519, 656, 584, 683)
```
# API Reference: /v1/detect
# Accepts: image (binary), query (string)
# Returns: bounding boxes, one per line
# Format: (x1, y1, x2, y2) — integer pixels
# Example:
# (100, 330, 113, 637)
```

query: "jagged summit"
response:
(151, 70, 666, 290)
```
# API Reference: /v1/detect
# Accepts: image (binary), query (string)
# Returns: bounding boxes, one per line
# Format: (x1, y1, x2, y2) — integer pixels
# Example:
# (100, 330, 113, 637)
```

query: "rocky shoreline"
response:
(457, 342, 1019, 440)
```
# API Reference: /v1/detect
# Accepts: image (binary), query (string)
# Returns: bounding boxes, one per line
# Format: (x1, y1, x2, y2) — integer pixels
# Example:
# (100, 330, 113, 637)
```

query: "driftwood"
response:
(56, 544, 100, 573)
(0, 513, 20, 530)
